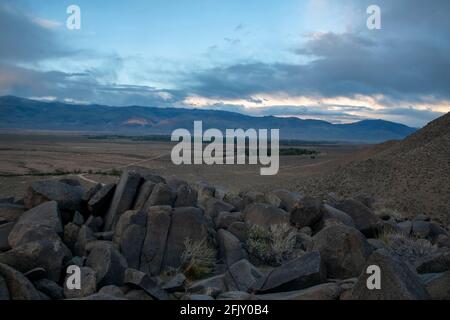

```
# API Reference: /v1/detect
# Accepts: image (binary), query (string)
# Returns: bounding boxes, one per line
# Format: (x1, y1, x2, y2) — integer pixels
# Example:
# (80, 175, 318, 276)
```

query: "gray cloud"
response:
(0, 3, 71, 63)
(0, 62, 184, 107)
(183, 0, 450, 108)
(0, 0, 448, 128)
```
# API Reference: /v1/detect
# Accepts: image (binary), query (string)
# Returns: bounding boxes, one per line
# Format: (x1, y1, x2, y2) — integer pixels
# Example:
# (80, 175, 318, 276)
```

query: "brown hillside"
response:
(294, 113, 450, 225)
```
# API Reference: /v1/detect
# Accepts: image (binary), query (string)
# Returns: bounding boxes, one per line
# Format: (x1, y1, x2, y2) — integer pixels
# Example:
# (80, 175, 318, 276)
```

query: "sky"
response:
(0, 0, 449, 127)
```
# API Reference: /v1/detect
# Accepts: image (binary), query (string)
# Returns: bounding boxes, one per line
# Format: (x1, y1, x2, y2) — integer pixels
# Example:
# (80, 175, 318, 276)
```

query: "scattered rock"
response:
(333, 199, 381, 237)
(242, 191, 266, 207)
(34, 279, 64, 300)
(8, 201, 63, 248)
(417, 252, 450, 274)
(114, 210, 147, 269)
(224, 259, 263, 292)
(194, 181, 215, 206)
(0, 240, 71, 282)
(264, 193, 281, 208)
(123, 268, 169, 300)
(397, 221, 413, 235)
(217, 291, 253, 300)
(312, 225, 372, 279)
(76, 293, 126, 300)
(270, 190, 302, 212)
(182, 294, 214, 300)
(85, 216, 103, 233)
(163, 207, 210, 269)
(243, 203, 289, 229)
(420, 271, 450, 300)
(63, 266, 97, 299)
(352, 249, 430, 300)
(228, 222, 248, 243)
(188, 274, 227, 296)
(98, 285, 126, 299)
(0, 203, 26, 222)
(63, 222, 80, 252)
(290, 197, 324, 228)
(133, 181, 155, 210)
(0, 274, 10, 300)
(24, 180, 84, 212)
(140, 206, 172, 275)
(88, 183, 116, 216)
(223, 194, 244, 211)
(0, 222, 14, 251)
(256, 283, 342, 300)
(74, 225, 96, 256)
(322, 204, 355, 228)
(125, 289, 153, 300)
(162, 273, 186, 293)
(205, 198, 235, 219)
(435, 234, 450, 248)
(82, 183, 102, 203)
(215, 212, 243, 229)
(0, 263, 43, 300)
(86, 242, 128, 287)
(412, 221, 431, 239)
(144, 183, 176, 208)
(217, 229, 247, 267)
(23, 267, 47, 281)
(174, 184, 198, 207)
(104, 170, 142, 231)
(253, 251, 325, 294)
(94, 231, 114, 241)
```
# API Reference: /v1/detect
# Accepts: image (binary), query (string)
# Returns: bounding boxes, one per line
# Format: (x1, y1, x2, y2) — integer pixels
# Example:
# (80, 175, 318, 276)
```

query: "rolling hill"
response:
(295, 112, 450, 224)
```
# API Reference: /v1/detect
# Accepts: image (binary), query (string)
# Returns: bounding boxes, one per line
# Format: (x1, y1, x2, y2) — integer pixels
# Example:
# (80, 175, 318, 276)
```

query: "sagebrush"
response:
(179, 238, 216, 280)
(246, 223, 298, 266)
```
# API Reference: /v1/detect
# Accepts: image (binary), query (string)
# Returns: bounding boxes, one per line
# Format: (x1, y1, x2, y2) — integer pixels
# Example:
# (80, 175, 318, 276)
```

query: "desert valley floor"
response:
(0, 132, 366, 198)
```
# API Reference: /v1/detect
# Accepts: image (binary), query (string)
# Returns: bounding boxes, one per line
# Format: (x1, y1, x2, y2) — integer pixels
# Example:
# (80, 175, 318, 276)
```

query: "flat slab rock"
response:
(253, 251, 326, 294)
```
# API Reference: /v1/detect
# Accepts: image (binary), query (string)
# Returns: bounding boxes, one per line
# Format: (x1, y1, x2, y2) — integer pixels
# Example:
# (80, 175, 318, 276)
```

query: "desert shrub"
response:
(279, 148, 319, 156)
(108, 168, 122, 176)
(247, 223, 298, 266)
(377, 229, 439, 267)
(179, 238, 216, 280)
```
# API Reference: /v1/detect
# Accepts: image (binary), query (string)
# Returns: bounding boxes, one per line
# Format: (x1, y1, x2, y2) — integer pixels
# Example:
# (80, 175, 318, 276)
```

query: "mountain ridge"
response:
(0, 95, 416, 142)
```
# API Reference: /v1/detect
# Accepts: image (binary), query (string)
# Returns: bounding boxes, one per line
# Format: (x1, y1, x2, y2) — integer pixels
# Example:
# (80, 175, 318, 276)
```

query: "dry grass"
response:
(377, 229, 439, 267)
(247, 223, 298, 266)
(179, 238, 216, 280)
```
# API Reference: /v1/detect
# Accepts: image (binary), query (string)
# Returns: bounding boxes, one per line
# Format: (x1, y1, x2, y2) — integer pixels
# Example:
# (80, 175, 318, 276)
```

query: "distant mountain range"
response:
(0, 96, 416, 142)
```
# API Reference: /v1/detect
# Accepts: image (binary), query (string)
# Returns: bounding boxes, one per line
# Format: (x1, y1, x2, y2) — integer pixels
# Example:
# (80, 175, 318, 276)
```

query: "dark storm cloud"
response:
(0, 3, 71, 63)
(185, 0, 450, 102)
(0, 62, 183, 107)
(0, 3, 182, 107)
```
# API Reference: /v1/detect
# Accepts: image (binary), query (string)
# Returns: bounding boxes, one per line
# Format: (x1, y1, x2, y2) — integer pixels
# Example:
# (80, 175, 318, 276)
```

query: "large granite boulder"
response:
(24, 180, 84, 212)
(86, 242, 128, 287)
(351, 249, 430, 300)
(103, 170, 143, 231)
(253, 251, 325, 294)
(8, 201, 63, 248)
(0, 240, 72, 282)
(333, 199, 381, 237)
(312, 225, 372, 279)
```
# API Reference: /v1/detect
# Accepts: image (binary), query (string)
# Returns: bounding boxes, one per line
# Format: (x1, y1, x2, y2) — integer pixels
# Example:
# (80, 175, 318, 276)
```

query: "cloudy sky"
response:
(1, 0, 449, 127)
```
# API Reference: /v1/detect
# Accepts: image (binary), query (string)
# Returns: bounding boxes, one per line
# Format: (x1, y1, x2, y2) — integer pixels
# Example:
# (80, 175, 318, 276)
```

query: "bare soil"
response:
(0, 133, 366, 199)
